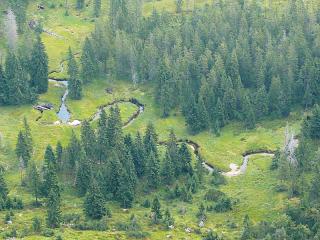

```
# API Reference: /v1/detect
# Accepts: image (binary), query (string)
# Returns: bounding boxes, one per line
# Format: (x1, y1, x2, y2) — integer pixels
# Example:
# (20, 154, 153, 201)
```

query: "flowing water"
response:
(49, 80, 71, 123)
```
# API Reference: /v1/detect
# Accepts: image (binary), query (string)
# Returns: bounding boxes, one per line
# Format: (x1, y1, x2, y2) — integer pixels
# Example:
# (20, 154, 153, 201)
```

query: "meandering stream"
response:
(43, 79, 283, 177)
(44, 56, 296, 177)
(90, 98, 145, 129)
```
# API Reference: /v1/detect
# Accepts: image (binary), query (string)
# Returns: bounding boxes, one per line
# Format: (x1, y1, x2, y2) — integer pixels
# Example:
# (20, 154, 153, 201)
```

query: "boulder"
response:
(68, 120, 81, 126)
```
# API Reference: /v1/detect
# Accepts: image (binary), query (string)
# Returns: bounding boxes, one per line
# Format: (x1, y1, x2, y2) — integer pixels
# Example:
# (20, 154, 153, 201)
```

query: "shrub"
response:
(73, 219, 108, 231)
(164, 187, 176, 200)
(275, 183, 288, 192)
(42, 228, 55, 237)
(126, 231, 150, 239)
(180, 186, 192, 203)
(3, 228, 17, 238)
(4, 212, 11, 223)
(32, 217, 42, 232)
(56, 235, 63, 240)
(141, 199, 150, 208)
(12, 197, 24, 209)
(2, 197, 24, 210)
(211, 170, 226, 186)
(202, 230, 222, 240)
(204, 188, 225, 201)
(270, 150, 280, 170)
(214, 197, 232, 212)
(62, 213, 81, 225)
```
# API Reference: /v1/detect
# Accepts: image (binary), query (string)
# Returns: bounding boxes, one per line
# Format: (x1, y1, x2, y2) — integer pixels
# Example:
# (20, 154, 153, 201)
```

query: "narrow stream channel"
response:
(49, 79, 71, 123)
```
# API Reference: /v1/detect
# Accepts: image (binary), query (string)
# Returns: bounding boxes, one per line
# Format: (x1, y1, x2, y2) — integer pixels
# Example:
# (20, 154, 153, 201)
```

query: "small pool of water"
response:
(49, 80, 70, 123)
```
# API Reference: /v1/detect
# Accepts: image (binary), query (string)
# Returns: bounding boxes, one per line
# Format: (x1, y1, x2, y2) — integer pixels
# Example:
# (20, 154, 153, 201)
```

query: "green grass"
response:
(0, 0, 307, 239)
(0, 77, 301, 239)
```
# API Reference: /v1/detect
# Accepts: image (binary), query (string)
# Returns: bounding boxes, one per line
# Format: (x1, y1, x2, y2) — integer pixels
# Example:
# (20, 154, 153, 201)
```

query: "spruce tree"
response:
(107, 106, 123, 148)
(76, 0, 85, 9)
(5, 50, 18, 105)
(30, 36, 48, 94)
(143, 123, 158, 157)
(0, 65, 8, 105)
(151, 196, 162, 223)
(185, 94, 200, 134)
(146, 151, 160, 189)
(0, 169, 8, 201)
(269, 76, 282, 115)
(203, 231, 221, 240)
(303, 104, 320, 139)
(94, 0, 101, 17)
(46, 185, 61, 228)
(308, 165, 320, 205)
(16, 131, 30, 167)
(81, 37, 97, 84)
(81, 120, 96, 161)
(26, 161, 41, 204)
(66, 131, 82, 168)
(163, 208, 174, 229)
(222, 77, 237, 120)
(117, 173, 134, 208)
(242, 96, 256, 129)
(132, 132, 146, 177)
(241, 214, 252, 240)
(42, 145, 57, 196)
(55, 141, 63, 170)
(97, 109, 108, 164)
(167, 130, 180, 176)
(215, 97, 225, 129)
(279, 89, 290, 117)
(119, 144, 137, 189)
(175, 0, 183, 13)
(23, 117, 33, 155)
(179, 143, 193, 175)
(46, 163, 61, 228)
(84, 178, 106, 220)
(198, 96, 210, 131)
(254, 85, 269, 119)
(107, 153, 122, 197)
(68, 48, 82, 100)
(161, 151, 175, 185)
(5, 51, 36, 105)
(194, 154, 205, 183)
(75, 149, 91, 196)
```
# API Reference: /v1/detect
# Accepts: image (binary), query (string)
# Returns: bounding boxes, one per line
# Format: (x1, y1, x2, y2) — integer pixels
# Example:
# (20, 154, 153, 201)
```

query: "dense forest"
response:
(1, 0, 320, 239)
(77, 0, 320, 133)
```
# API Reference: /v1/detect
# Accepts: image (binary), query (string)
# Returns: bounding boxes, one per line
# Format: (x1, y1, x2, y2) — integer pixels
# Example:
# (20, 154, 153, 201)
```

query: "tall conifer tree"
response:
(68, 48, 82, 100)
(30, 36, 48, 93)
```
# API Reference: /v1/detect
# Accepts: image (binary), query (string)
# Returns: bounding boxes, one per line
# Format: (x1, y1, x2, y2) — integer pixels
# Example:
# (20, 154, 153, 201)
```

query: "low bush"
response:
(204, 188, 225, 201)
(73, 219, 108, 231)
(126, 231, 150, 239)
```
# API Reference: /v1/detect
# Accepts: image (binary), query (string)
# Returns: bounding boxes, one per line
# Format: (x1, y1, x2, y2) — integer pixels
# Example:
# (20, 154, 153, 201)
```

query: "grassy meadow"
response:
(0, 0, 307, 239)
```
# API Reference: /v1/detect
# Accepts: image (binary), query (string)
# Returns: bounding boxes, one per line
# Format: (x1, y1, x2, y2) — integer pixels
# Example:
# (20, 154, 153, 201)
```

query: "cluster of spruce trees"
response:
(64, 106, 202, 213)
(14, 118, 61, 227)
(3, 0, 29, 34)
(74, 0, 101, 17)
(0, 36, 48, 105)
(0, 168, 23, 211)
(19, 105, 203, 223)
(78, 0, 320, 134)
